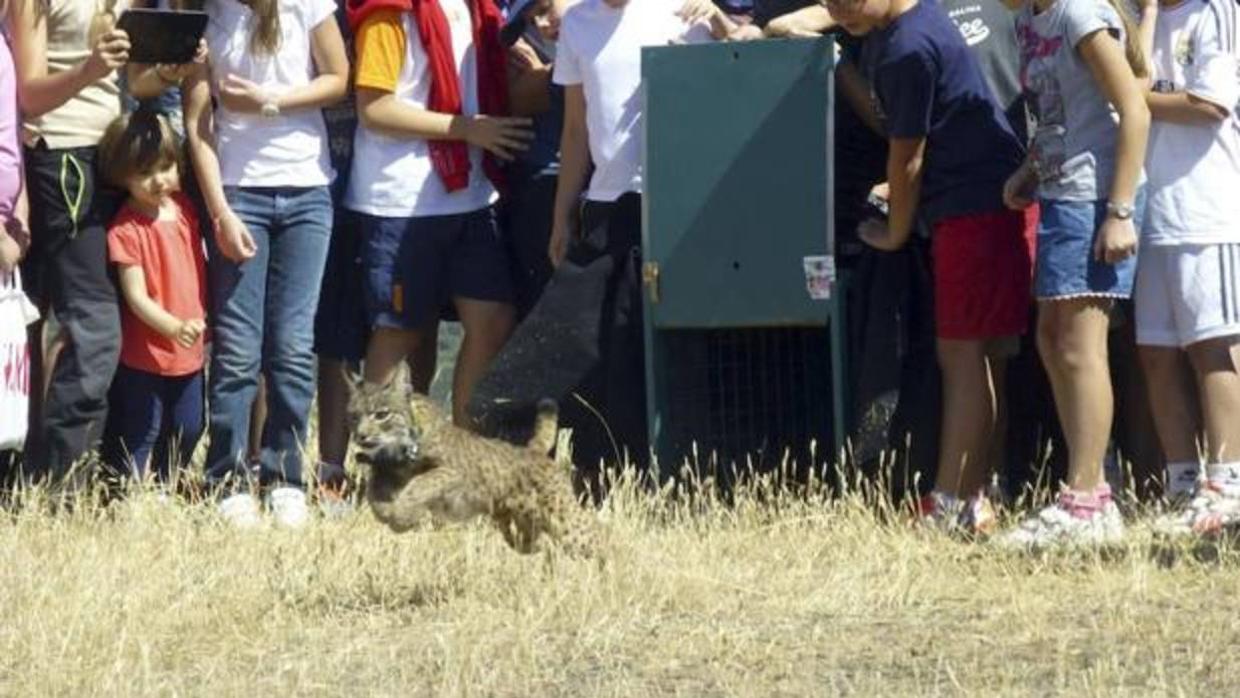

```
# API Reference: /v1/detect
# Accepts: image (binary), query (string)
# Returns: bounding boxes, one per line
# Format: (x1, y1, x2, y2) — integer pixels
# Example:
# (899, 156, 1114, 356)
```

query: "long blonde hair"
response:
(238, 0, 281, 55)
(1103, 0, 1149, 78)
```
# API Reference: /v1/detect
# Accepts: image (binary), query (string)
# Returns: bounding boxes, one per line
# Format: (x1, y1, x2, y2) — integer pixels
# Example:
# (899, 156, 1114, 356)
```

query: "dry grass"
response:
(0, 466, 1238, 698)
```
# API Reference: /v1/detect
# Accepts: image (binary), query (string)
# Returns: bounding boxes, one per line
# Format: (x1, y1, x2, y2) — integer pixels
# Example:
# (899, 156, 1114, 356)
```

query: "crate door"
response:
(642, 38, 834, 330)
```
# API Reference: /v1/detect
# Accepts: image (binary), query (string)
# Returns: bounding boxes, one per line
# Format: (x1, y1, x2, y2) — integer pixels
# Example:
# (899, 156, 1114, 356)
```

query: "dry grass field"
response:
(2, 468, 1239, 698)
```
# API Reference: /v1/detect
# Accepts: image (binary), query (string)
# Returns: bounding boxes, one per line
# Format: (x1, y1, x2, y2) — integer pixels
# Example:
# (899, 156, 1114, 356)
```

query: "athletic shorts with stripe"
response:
(1135, 243, 1240, 348)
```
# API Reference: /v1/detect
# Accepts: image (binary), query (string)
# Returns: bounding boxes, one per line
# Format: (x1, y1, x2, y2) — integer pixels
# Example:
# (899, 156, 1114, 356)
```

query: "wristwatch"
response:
(1106, 201, 1135, 220)
(261, 100, 280, 119)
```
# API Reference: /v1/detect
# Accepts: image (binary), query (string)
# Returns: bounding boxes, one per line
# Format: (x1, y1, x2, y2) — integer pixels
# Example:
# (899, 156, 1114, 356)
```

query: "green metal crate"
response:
(641, 38, 846, 479)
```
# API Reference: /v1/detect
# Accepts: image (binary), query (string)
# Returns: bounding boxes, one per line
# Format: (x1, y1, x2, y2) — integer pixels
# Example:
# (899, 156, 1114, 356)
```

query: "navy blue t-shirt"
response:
(859, 0, 1024, 224)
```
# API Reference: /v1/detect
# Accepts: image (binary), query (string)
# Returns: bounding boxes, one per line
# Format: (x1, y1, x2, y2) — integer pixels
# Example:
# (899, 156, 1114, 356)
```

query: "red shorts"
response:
(931, 206, 1038, 340)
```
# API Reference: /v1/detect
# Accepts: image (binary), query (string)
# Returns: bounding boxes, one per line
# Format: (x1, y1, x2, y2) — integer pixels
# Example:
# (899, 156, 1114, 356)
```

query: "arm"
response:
(357, 89, 533, 159)
(859, 136, 924, 251)
(548, 84, 588, 266)
(507, 38, 553, 117)
(183, 67, 257, 263)
(837, 62, 882, 135)
(764, 5, 835, 37)
(1081, 31, 1149, 213)
(218, 19, 349, 114)
(126, 40, 209, 101)
(116, 264, 205, 348)
(1147, 91, 1230, 124)
(1080, 30, 1149, 262)
(9, 0, 129, 119)
(676, 0, 737, 40)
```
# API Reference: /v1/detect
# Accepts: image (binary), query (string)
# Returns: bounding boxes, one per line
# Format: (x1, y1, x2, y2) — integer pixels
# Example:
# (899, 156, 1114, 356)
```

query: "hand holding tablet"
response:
(116, 9, 209, 65)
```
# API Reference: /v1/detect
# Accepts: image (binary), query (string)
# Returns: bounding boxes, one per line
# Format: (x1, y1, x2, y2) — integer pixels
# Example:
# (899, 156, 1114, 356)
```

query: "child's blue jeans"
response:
(103, 364, 205, 482)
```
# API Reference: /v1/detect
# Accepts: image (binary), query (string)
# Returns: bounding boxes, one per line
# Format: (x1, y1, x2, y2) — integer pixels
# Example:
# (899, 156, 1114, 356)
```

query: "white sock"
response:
(1166, 461, 1200, 497)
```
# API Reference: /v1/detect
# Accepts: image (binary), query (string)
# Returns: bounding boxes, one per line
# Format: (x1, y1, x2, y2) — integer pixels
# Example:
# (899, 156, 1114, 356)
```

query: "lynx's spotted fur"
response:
(347, 366, 600, 556)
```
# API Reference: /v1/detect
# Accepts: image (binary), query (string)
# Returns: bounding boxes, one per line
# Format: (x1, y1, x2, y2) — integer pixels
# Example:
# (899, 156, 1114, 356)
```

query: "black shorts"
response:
(360, 207, 515, 331)
(313, 210, 369, 362)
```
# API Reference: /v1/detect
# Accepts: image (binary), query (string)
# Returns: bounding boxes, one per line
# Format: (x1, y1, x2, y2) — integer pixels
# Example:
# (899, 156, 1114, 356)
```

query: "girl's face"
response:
(126, 160, 181, 212)
(528, 0, 562, 41)
(823, 0, 892, 35)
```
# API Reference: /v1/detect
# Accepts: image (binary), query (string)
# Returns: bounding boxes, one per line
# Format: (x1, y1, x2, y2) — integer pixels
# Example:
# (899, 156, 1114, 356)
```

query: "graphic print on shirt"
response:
(948, 3, 992, 46)
(1016, 25, 1068, 180)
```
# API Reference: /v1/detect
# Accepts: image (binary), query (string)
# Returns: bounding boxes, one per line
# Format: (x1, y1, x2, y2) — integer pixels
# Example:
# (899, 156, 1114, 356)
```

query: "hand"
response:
(677, 0, 720, 24)
(218, 74, 269, 115)
(1003, 164, 1038, 211)
(857, 218, 904, 252)
(461, 114, 534, 161)
(1094, 216, 1138, 265)
(508, 38, 544, 72)
(0, 230, 19, 273)
(171, 317, 206, 349)
(155, 40, 209, 85)
(4, 216, 29, 253)
(728, 24, 764, 41)
(548, 217, 576, 268)
(84, 29, 130, 81)
(214, 211, 258, 263)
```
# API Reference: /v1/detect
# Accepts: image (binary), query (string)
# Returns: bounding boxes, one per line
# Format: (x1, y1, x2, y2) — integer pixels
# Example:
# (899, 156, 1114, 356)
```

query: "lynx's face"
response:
(347, 371, 421, 473)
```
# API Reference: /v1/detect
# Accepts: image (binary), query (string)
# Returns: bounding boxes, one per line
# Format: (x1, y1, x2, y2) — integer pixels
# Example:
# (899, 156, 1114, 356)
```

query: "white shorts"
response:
(1135, 243, 1240, 348)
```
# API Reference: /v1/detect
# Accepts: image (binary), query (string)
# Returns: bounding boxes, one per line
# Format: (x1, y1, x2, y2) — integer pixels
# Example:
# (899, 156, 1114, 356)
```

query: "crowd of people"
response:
(0, 0, 1237, 548)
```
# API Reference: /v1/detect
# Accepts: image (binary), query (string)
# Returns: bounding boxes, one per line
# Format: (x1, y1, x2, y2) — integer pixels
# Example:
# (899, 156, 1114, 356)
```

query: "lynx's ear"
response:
(389, 361, 413, 394)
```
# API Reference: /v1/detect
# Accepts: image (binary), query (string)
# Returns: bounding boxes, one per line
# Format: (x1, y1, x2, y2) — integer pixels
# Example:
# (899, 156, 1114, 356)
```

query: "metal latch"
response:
(642, 261, 661, 304)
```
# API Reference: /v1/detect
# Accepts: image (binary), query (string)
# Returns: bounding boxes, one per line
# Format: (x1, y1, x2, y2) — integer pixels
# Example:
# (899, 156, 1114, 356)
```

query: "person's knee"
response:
(1037, 312, 1102, 374)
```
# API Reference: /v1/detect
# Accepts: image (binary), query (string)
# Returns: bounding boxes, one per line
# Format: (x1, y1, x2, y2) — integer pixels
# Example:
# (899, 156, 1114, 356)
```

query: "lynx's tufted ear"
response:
(388, 361, 413, 394)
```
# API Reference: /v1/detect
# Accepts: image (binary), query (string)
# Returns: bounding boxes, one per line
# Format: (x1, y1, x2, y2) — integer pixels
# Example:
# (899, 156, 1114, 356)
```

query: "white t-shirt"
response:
(1144, 0, 1240, 245)
(205, 0, 337, 187)
(553, 0, 713, 202)
(343, 1, 495, 217)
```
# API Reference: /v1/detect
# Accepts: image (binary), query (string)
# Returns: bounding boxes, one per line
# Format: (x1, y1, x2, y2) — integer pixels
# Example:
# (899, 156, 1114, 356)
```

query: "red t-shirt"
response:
(107, 193, 208, 376)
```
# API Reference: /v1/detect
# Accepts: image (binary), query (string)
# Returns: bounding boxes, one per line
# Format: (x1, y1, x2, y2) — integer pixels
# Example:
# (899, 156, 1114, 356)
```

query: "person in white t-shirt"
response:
(183, 0, 349, 529)
(1135, 0, 1240, 536)
(542, 0, 732, 470)
(343, 0, 533, 429)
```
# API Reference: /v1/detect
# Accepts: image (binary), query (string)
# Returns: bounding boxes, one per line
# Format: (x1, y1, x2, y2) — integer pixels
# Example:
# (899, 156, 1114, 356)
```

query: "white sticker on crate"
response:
(802, 255, 834, 301)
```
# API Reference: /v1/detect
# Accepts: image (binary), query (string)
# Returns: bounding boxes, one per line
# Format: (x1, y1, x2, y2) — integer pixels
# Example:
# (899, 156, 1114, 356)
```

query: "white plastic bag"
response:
(0, 267, 39, 451)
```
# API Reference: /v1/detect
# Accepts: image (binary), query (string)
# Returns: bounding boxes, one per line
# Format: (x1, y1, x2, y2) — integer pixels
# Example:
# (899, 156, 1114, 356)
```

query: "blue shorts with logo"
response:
(359, 207, 515, 330)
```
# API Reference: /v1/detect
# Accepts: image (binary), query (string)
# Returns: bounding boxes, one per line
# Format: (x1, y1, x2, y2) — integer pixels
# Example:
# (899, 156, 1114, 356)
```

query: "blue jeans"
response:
(103, 365, 204, 482)
(205, 186, 332, 491)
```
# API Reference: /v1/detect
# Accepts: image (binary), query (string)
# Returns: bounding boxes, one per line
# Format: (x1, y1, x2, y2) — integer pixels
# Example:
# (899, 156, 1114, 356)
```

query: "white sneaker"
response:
(998, 499, 1125, 551)
(1153, 480, 1240, 539)
(266, 486, 310, 530)
(315, 463, 354, 520)
(218, 492, 263, 530)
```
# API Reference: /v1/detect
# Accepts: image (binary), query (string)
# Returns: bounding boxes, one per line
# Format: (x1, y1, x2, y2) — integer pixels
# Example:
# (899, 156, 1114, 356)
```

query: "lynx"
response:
(347, 366, 599, 556)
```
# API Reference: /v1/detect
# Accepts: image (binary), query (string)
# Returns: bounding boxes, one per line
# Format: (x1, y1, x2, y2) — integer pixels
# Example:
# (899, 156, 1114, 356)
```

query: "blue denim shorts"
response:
(1034, 190, 1146, 300)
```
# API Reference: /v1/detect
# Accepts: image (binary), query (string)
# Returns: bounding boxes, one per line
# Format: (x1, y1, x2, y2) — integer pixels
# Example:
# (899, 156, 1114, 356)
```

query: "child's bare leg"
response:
(1186, 337, 1240, 464)
(408, 323, 439, 395)
(364, 327, 433, 386)
(1138, 346, 1200, 464)
(986, 342, 1012, 492)
(934, 338, 996, 497)
(316, 358, 351, 469)
(1036, 298, 1113, 491)
(451, 298, 515, 427)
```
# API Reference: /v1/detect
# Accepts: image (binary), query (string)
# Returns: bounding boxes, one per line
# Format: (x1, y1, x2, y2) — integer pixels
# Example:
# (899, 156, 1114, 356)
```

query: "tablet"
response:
(117, 9, 208, 65)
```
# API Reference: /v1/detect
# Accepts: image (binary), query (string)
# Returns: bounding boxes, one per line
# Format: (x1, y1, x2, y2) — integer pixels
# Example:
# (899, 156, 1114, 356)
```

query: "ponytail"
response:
(1104, 0, 1149, 78)
(239, 0, 281, 55)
